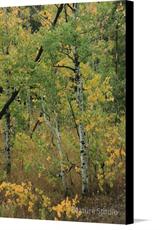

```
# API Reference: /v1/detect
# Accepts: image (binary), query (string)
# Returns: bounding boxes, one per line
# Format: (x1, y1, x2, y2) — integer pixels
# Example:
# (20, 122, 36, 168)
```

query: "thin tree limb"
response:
(64, 5, 68, 22)
(59, 49, 74, 61)
(34, 4, 64, 63)
(34, 46, 44, 62)
(52, 4, 64, 27)
(0, 89, 19, 120)
(67, 4, 75, 12)
(30, 112, 43, 138)
(52, 64, 75, 72)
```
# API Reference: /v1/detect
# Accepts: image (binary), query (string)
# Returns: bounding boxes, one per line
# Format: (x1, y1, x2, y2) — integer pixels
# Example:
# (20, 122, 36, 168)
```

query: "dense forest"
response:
(0, 2, 126, 223)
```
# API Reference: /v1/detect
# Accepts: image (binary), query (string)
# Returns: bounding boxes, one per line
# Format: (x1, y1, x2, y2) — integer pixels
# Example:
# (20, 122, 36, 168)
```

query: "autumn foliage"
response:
(0, 2, 126, 223)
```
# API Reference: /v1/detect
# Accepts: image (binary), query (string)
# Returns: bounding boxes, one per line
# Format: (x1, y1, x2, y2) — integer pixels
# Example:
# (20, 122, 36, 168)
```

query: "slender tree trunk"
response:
(4, 79, 11, 175)
(2, 9, 11, 175)
(41, 99, 68, 195)
(75, 64, 89, 195)
(4, 109, 11, 175)
(55, 119, 68, 196)
(73, 3, 89, 195)
(115, 23, 119, 77)
(115, 23, 121, 123)
(27, 87, 32, 131)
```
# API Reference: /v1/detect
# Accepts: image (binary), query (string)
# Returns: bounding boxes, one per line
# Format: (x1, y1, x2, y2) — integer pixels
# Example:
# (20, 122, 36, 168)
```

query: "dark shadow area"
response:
(134, 219, 149, 224)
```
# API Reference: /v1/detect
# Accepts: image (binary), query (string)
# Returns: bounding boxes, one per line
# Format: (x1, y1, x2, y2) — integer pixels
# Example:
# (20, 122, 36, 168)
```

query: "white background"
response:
(0, 0, 160, 229)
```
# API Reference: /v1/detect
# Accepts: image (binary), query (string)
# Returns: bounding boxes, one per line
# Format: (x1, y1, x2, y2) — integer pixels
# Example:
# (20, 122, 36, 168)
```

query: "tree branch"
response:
(34, 4, 64, 63)
(67, 4, 75, 12)
(30, 112, 43, 138)
(52, 64, 75, 72)
(64, 5, 68, 22)
(59, 50, 74, 61)
(52, 4, 64, 27)
(34, 46, 44, 62)
(0, 89, 19, 120)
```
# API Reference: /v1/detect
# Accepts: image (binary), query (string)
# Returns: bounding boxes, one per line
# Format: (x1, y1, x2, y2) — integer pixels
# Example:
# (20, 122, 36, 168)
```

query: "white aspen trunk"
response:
(54, 119, 68, 195)
(41, 99, 68, 195)
(75, 64, 89, 195)
(73, 3, 89, 195)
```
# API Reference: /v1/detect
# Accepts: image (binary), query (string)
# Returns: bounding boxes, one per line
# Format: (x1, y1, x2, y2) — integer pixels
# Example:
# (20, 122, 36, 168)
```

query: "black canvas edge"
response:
(125, 0, 134, 225)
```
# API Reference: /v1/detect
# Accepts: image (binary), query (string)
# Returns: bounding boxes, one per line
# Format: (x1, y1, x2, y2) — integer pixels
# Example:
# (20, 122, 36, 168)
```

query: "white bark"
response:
(41, 99, 68, 195)
(75, 67, 89, 195)
(73, 4, 89, 194)
(54, 119, 68, 195)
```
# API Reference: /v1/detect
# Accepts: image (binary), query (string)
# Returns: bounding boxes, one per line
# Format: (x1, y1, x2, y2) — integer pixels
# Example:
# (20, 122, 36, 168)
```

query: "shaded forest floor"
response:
(78, 193, 125, 224)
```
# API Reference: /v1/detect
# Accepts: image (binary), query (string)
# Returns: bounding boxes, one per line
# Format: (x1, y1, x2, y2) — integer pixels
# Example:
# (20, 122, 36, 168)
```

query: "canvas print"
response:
(0, 1, 132, 224)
